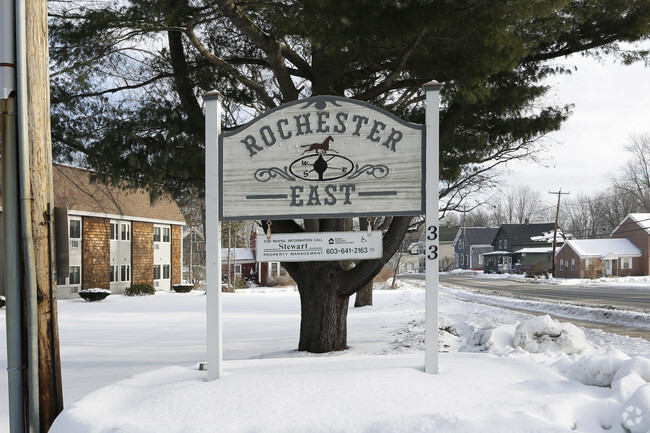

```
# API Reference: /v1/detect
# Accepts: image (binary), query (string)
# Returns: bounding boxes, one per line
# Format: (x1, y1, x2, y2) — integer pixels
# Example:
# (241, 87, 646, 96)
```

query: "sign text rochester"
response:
(220, 96, 424, 220)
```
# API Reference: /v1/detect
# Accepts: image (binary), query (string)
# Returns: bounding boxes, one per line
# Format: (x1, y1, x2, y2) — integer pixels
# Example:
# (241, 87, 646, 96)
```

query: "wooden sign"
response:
(219, 96, 424, 220)
(256, 231, 383, 262)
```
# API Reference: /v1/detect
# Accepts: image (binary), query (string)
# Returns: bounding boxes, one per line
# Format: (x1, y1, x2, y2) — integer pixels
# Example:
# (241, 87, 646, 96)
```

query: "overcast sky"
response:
(504, 48, 650, 199)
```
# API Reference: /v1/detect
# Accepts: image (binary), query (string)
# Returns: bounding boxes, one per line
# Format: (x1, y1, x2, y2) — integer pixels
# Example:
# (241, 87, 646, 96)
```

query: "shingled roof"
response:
(497, 223, 560, 244)
(464, 227, 499, 245)
(53, 164, 185, 224)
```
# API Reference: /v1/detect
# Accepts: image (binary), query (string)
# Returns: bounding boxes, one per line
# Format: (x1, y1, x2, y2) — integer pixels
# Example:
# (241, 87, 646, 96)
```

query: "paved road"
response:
(439, 274, 650, 310)
(432, 273, 650, 340)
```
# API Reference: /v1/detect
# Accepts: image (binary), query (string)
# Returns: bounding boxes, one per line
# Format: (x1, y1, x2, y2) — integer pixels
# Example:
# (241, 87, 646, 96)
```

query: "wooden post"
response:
(424, 81, 441, 374)
(24, 0, 64, 428)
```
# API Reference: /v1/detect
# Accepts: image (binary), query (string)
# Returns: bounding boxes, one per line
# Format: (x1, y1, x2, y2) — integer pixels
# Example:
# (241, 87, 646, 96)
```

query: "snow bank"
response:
(2, 283, 649, 433)
(514, 315, 589, 355)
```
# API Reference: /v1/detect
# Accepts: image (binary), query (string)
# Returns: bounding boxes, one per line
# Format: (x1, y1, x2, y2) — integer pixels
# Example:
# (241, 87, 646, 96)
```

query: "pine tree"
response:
(49, 0, 650, 352)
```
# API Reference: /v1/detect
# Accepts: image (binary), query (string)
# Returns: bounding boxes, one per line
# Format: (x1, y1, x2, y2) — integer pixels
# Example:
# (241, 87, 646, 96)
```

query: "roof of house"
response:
(439, 225, 461, 243)
(458, 227, 499, 245)
(53, 164, 185, 224)
(613, 213, 650, 235)
(496, 223, 563, 245)
(222, 248, 256, 262)
(559, 239, 642, 259)
(514, 247, 553, 254)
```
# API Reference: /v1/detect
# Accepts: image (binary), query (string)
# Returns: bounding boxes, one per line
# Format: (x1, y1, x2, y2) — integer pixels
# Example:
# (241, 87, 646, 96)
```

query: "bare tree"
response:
(487, 185, 542, 225)
(613, 133, 650, 211)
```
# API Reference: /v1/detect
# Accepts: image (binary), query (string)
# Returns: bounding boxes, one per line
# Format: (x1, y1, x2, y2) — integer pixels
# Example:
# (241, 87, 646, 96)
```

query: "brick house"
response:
(51, 164, 185, 298)
(611, 213, 650, 276)
(554, 238, 642, 279)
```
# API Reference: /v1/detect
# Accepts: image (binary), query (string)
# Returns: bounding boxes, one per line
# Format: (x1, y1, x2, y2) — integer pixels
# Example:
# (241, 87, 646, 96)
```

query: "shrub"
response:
(124, 284, 155, 297)
(79, 288, 110, 302)
(266, 274, 295, 287)
(172, 283, 194, 293)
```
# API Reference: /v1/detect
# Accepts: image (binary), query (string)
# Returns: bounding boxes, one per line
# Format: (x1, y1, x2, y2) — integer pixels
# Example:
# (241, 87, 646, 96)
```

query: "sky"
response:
(3, 276, 649, 432)
(505, 49, 650, 198)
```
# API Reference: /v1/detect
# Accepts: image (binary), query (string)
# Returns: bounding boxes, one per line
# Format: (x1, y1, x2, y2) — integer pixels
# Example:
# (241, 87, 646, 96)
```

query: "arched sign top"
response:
(218, 95, 425, 220)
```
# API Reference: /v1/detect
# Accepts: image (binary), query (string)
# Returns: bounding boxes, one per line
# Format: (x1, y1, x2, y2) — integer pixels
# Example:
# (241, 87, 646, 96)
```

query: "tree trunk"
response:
(296, 261, 349, 352)
(354, 280, 373, 307)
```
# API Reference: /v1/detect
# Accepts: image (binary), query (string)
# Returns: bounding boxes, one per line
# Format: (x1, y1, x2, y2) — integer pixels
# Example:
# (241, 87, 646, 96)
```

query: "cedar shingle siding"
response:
(172, 225, 182, 286)
(82, 217, 111, 289)
(132, 221, 154, 286)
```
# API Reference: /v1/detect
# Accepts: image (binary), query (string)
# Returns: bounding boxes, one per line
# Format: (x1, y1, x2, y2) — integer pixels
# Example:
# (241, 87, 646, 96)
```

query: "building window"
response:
(464, 255, 469, 266)
(163, 264, 170, 279)
(270, 262, 280, 276)
(110, 265, 117, 282)
(621, 257, 632, 269)
(70, 219, 81, 239)
(69, 266, 81, 285)
(154, 265, 161, 280)
(121, 223, 130, 241)
(154, 227, 161, 242)
(121, 265, 130, 282)
(499, 240, 503, 250)
(163, 227, 170, 242)
(571, 259, 575, 272)
(559, 260, 564, 272)
(478, 255, 484, 266)
(504, 239, 508, 250)
(110, 222, 119, 240)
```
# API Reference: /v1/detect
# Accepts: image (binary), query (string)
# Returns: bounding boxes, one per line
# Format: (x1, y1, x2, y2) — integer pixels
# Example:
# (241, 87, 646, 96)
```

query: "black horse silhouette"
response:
(301, 135, 338, 154)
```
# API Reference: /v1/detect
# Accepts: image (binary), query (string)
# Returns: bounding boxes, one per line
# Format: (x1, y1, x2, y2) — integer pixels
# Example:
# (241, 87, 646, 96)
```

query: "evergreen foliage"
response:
(48, 0, 650, 352)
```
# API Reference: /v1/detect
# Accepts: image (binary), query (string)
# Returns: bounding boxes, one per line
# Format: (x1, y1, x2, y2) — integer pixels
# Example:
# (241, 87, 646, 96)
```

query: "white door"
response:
(110, 220, 131, 293)
(153, 225, 172, 291)
(604, 259, 613, 276)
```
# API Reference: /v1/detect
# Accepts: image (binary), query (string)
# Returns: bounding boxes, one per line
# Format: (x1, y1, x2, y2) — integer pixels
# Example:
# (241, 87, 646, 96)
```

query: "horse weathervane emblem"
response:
(301, 135, 337, 155)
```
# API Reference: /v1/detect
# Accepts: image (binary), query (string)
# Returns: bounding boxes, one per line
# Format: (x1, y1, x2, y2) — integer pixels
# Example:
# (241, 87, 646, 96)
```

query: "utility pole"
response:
(549, 190, 570, 277)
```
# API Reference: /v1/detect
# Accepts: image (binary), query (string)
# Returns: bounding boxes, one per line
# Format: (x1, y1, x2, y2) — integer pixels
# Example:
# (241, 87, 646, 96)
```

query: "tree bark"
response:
(354, 280, 373, 307)
(294, 261, 349, 352)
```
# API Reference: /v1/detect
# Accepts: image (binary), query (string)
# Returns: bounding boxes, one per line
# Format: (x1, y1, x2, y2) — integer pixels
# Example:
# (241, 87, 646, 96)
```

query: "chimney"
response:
(447, 221, 451, 228)
(525, 218, 529, 225)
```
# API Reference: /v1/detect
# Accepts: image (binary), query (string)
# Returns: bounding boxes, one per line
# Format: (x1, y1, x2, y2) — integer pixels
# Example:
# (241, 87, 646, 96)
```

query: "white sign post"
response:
(204, 91, 223, 380)
(205, 90, 440, 380)
(424, 82, 441, 374)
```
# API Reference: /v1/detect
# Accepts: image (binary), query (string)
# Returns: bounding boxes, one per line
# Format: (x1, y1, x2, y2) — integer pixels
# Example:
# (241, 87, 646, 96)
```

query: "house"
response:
(610, 213, 650, 276)
(554, 239, 642, 279)
(483, 223, 565, 274)
(439, 224, 461, 271)
(6, 164, 186, 299)
(453, 227, 499, 270)
(397, 241, 423, 274)
(221, 247, 280, 285)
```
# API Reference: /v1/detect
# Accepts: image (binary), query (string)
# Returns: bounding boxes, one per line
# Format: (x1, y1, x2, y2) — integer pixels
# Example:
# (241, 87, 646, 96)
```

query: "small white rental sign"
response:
(256, 231, 383, 262)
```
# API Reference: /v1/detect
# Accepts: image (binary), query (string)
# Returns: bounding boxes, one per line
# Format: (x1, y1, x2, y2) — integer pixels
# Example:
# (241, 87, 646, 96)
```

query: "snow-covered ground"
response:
(1, 278, 649, 433)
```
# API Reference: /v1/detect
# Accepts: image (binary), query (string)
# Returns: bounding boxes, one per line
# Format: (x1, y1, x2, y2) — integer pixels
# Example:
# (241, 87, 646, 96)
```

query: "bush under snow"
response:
(513, 314, 588, 355)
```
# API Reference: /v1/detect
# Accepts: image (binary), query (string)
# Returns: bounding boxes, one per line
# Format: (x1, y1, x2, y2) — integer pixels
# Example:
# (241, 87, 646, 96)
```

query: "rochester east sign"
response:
(219, 96, 424, 220)
(204, 85, 441, 380)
